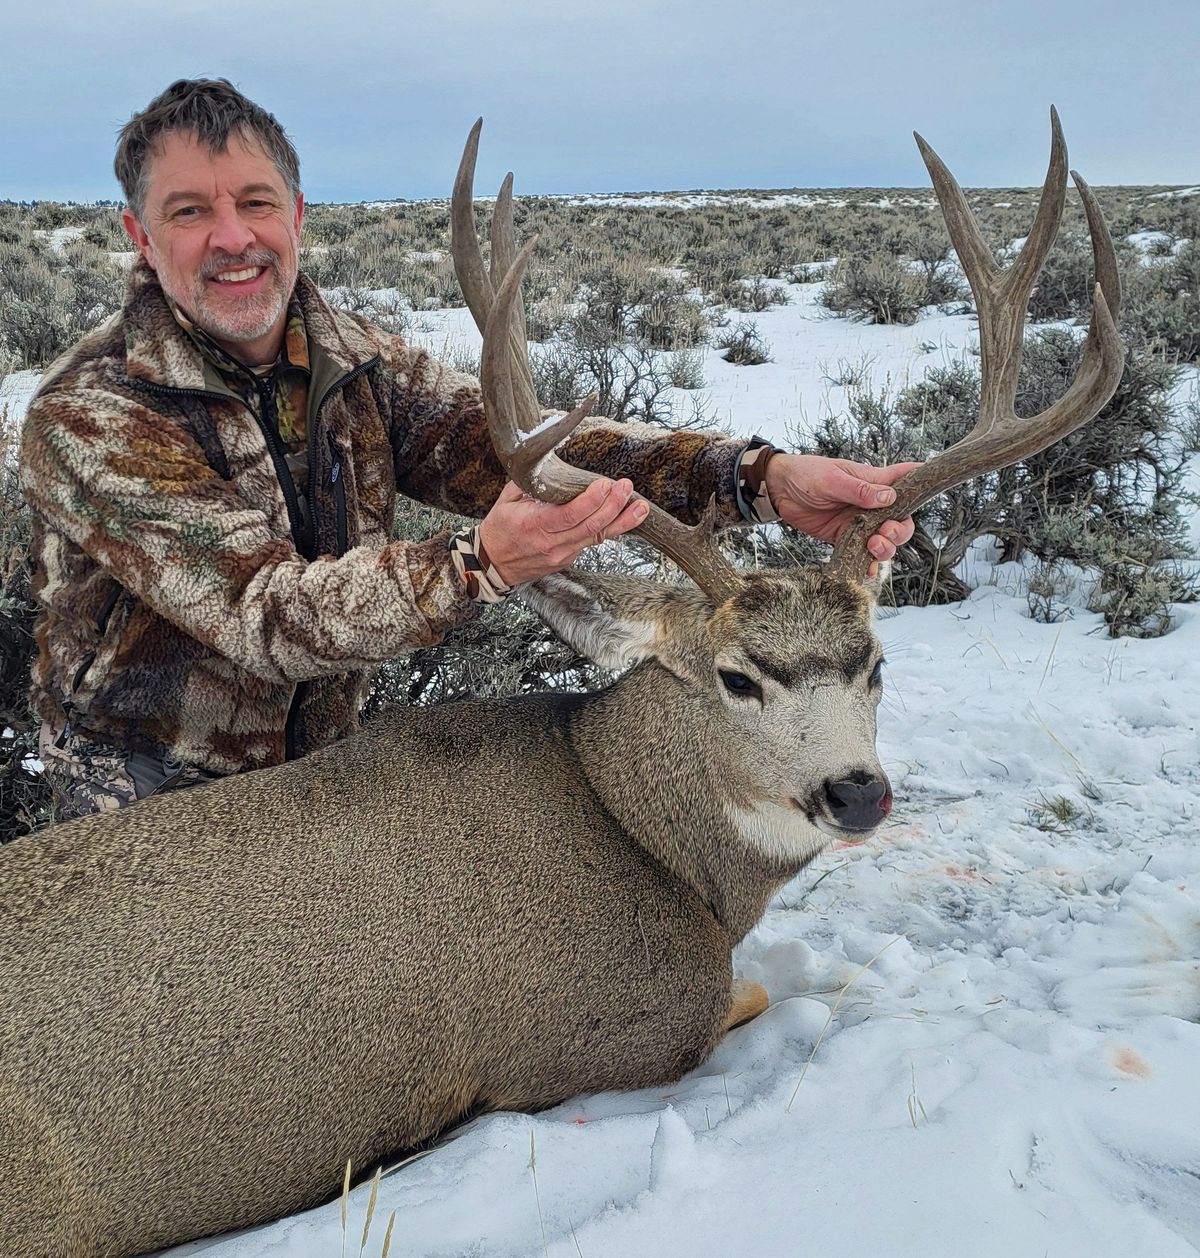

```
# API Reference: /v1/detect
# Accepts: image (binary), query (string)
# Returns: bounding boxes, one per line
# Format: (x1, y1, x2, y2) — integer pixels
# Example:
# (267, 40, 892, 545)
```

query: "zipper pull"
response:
(331, 460, 341, 484)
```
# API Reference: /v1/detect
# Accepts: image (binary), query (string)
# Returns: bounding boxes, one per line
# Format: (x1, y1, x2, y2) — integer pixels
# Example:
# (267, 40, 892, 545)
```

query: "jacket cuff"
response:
(400, 532, 484, 642)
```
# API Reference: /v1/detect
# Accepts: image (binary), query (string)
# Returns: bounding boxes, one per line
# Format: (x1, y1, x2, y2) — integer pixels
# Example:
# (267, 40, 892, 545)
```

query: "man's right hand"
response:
(477, 478, 649, 587)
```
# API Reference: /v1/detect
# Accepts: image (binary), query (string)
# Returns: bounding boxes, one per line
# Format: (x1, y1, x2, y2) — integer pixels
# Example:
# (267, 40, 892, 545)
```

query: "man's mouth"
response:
(209, 265, 268, 286)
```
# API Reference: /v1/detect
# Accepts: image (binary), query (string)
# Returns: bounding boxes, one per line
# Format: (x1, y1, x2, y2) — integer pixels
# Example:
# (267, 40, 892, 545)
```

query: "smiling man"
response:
(19, 78, 915, 818)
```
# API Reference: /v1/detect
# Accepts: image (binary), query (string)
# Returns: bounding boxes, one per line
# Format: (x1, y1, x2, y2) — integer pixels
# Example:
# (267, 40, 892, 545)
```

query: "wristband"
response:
(735, 435, 782, 524)
(448, 525, 514, 604)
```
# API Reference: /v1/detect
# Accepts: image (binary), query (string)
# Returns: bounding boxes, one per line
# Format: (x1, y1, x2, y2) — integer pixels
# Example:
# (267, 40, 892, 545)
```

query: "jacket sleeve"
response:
(19, 385, 479, 686)
(377, 343, 752, 525)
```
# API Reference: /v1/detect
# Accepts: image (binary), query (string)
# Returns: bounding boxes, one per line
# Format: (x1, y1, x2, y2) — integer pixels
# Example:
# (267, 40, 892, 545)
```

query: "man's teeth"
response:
(213, 267, 265, 283)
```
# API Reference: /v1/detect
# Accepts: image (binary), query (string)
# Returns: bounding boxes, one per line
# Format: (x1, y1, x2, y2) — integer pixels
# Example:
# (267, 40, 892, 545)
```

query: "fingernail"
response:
(634, 503, 648, 520)
(875, 489, 894, 506)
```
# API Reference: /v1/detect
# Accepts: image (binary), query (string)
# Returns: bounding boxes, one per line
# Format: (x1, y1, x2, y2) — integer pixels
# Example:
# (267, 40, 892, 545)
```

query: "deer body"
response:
(1, 582, 843, 1257)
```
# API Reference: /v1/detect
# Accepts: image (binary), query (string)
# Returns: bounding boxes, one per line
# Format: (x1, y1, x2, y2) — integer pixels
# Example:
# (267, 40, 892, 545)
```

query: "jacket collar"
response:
(121, 258, 379, 392)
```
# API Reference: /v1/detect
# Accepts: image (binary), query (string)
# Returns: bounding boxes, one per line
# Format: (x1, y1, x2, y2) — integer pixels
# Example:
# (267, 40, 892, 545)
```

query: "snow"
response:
(1127, 230, 1189, 261)
(1149, 187, 1200, 201)
(33, 224, 86, 252)
(4, 242, 1198, 1258)
(0, 369, 40, 427)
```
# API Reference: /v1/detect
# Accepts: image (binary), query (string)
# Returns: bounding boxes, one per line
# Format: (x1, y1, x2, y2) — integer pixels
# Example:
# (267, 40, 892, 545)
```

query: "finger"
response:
(879, 519, 912, 545)
(824, 465, 900, 511)
(867, 536, 894, 561)
(543, 477, 617, 533)
(600, 497, 649, 541)
(552, 479, 635, 542)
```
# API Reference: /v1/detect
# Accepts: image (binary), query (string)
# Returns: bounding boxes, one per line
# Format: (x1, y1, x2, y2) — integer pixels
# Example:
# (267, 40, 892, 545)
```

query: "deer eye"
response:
(719, 669, 762, 700)
(869, 658, 886, 688)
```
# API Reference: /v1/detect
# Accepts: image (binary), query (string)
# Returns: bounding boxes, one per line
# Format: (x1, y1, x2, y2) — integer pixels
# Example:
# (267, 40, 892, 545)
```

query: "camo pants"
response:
(38, 723, 221, 820)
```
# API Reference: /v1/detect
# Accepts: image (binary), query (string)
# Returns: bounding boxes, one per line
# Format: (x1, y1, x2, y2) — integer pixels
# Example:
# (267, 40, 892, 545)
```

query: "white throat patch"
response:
(725, 799, 831, 866)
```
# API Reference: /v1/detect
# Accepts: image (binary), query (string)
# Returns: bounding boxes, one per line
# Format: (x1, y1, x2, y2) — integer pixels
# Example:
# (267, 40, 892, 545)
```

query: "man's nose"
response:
(208, 204, 256, 256)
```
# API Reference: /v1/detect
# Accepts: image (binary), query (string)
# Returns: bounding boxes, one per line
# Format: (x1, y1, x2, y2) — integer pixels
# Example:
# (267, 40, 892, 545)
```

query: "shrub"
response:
(819, 255, 926, 325)
(633, 293, 710, 350)
(716, 320, 771, 365)
(720, 278, 789, 313)
(0, 420, 54, 841)
(666, 348, 705, 390)
(808, 329, 1195, 630)
(1123, 240, 1200, 362)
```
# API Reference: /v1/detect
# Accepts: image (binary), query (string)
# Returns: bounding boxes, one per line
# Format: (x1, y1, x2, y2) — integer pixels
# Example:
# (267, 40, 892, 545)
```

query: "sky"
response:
(0, 0, 1196, 203)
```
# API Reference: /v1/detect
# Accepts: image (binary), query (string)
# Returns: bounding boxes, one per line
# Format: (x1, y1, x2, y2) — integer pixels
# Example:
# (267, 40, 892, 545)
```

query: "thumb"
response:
(496, 480, 527, 505)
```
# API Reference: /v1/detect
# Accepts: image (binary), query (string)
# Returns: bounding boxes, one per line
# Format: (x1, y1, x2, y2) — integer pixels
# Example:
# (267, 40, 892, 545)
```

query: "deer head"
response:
(449, 112, 1124, 855)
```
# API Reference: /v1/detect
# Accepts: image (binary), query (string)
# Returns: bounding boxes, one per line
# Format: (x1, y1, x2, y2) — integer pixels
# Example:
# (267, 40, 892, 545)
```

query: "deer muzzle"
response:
(821, 771, 893, 834)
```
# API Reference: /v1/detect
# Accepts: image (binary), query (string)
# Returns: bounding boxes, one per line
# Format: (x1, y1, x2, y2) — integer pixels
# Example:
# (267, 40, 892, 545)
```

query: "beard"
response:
(170, 247, 296, 347)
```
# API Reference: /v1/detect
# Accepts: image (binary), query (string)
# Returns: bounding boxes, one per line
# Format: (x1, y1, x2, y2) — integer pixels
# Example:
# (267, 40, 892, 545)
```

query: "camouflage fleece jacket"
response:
(19, 260, 751, 775)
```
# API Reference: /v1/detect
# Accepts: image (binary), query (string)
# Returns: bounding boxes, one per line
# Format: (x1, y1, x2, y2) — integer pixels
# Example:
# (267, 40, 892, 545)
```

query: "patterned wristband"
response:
(735, 435, 781, 524)
(448, 526, 514, 604)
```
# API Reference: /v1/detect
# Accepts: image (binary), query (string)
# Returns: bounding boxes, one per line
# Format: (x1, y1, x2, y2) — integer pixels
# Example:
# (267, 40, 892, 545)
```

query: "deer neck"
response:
(569, 665, 805, 945)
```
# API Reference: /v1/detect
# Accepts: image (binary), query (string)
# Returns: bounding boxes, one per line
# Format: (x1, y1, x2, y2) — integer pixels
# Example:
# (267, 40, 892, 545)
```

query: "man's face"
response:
(122, 129, 304, 363)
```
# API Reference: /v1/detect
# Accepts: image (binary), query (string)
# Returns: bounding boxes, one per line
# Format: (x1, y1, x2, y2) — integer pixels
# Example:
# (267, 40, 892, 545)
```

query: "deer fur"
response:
(0, 565, 889, 1258)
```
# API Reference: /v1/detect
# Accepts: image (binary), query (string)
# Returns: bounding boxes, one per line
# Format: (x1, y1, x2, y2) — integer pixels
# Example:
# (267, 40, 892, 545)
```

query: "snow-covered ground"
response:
(4, 262, 1198, 1258)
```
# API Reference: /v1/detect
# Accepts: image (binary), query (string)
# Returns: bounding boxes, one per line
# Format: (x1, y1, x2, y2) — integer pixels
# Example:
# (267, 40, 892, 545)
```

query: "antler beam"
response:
(828, 108, 1126, 584)
(451, 119, 742, 605)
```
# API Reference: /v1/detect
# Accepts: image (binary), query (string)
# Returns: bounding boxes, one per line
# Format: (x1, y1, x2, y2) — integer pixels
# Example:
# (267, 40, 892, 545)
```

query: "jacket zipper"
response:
(328, 433, 348, 556)
(69, 582, 126, 695)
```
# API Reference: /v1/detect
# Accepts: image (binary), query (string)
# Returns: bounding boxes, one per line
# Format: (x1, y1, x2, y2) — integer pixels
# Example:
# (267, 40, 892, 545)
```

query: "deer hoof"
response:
(722, 979, 769, 1033)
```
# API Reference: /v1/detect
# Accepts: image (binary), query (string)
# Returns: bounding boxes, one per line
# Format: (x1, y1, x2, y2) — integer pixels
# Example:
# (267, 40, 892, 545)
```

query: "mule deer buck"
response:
(0, 110, 1122, 1258)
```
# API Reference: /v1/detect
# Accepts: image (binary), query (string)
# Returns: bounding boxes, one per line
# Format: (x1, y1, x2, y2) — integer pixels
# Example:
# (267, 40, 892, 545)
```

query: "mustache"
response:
(199, 249, 280, 280)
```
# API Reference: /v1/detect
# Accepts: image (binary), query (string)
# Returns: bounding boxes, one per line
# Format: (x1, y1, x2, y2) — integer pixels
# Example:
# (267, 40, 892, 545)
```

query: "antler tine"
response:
(916, 108, 1067, 434)
(913, 132, 999, 299)
(451, 118, 494, 334)
(1072, 169, 1121, 325)
(490, 170, 541, 423)
(480, 198, 742, 605)
(828, 115, 1126, 586)
(451, 122, 543, 431)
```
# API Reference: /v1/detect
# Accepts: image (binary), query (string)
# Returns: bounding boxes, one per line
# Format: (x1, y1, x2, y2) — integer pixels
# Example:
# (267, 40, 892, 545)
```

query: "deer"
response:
(0, 109, 1122, 1258)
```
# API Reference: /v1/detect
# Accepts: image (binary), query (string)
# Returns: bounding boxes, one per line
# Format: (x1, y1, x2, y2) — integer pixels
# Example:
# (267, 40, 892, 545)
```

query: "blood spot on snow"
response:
(1110, 1047, 1152, 1079)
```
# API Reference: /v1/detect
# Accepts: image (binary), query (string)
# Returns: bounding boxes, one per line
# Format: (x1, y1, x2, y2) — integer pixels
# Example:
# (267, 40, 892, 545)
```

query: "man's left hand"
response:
(765, 453, 921, 572)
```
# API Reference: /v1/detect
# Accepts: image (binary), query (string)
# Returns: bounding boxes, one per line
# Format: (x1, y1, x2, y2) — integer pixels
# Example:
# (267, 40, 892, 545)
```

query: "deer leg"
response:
(722, 979, 768, 1033)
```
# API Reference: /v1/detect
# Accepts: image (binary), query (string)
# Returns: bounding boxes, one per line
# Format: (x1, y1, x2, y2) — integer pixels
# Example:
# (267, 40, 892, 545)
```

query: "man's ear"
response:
(293, 193, 304, 237)
(519, 570, 710, 672)
(122, 209, 155, 270)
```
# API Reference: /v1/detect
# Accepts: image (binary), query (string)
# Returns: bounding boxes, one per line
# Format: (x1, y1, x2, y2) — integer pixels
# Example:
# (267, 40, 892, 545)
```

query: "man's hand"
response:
(765, 453, 921, 572)
(478, 478, 648, 587)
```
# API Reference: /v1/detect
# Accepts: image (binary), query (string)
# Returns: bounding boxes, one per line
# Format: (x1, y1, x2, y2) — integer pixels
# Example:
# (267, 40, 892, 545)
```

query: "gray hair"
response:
(115, 78, 301, 218)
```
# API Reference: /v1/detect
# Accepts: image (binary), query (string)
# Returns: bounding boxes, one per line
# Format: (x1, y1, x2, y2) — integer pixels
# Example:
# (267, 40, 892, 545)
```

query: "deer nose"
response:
(823, 774, 891, 832)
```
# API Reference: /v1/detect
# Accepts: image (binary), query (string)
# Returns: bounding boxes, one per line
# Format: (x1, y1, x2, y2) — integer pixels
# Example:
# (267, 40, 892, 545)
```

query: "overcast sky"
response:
(1, 0, 1195, 203)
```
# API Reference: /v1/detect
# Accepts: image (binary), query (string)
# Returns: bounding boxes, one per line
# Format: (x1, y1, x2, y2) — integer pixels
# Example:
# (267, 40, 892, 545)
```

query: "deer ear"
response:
(520, 570, 709, 672)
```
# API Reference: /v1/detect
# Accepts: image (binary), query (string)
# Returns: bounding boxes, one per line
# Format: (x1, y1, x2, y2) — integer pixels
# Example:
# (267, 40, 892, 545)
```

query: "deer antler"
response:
(451, 119, 742, 604)
(828, 107, 1126, 584)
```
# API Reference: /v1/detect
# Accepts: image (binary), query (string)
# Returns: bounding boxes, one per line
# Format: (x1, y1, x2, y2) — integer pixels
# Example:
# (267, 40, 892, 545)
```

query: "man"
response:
(20, 79, 915, 818)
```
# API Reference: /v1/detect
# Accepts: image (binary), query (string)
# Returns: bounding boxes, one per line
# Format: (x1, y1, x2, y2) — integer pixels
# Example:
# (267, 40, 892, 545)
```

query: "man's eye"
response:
(869, 658, 886, 688)
(719, 669, 762, 700)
